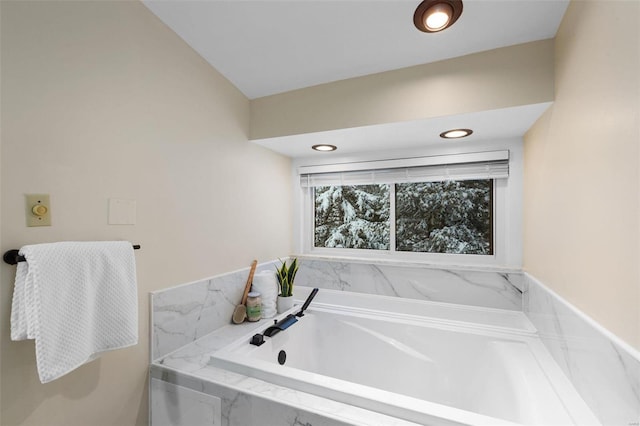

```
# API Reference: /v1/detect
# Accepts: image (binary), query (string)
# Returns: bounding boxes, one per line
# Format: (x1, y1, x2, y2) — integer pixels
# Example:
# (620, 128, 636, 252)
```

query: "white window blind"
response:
(299, 151, 509, 187)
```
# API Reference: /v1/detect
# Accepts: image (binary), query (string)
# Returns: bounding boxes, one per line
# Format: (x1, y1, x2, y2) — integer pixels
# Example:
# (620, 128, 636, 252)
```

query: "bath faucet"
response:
(263, 314, 298, 337)
(254, 288, 319, 341)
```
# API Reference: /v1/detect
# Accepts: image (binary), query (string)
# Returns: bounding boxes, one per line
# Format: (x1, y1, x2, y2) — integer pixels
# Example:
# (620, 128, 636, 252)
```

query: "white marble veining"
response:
(150, 257, 640, 425)
(296, 258, 522, 310)
(152, 257, 523, 360)
(152, 321, 422, 426)
(524, 273, 640, 426)
(151, 378, 222, 426)
(156, 315, 279, 373)
(152, 294, 424, 426)
(151, 261, 280, 360)
(151, 368, 422, 426)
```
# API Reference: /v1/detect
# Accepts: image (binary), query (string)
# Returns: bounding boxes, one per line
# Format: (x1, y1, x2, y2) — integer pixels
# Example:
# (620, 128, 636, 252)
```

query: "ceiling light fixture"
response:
(440, 128, 473, 139)
(312, 144, 337, 152)
(414, 0, 463, 33)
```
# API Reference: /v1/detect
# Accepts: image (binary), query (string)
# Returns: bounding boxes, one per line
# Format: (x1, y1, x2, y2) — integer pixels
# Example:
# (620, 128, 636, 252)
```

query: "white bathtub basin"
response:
(210, 287, 599, 426)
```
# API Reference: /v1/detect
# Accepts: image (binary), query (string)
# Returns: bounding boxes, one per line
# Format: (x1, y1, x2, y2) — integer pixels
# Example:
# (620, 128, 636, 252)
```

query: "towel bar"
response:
(3, 244, 141, 265)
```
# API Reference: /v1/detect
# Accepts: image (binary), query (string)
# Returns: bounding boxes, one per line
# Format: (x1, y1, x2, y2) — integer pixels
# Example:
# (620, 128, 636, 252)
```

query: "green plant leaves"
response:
(275, 258, 298, 297)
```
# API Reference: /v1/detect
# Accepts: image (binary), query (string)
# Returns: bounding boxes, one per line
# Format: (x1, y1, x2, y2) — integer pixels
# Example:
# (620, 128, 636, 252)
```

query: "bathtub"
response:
(210, 287, 599, 426)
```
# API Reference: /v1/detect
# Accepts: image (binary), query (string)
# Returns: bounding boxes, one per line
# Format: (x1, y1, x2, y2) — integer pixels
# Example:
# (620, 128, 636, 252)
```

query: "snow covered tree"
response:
(395, 180, 492, 254)
(314, 185, 390, 250)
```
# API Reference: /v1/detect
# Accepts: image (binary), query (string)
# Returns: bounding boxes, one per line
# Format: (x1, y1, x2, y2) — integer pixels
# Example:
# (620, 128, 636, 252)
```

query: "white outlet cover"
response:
(108, 198, 137, 225)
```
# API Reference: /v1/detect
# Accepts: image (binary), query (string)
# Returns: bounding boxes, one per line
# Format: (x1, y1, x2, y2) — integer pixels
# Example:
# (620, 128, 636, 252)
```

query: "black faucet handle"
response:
(250, 334, 265, 346)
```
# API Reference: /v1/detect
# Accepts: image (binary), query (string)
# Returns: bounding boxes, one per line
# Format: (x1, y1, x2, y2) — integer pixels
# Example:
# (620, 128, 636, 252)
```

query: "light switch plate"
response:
(108, 198, 137, 225)
(25, 194, 51, 227)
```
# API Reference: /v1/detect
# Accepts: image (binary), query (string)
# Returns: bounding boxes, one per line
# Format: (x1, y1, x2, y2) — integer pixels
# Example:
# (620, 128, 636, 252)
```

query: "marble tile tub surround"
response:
(151, 320, 421, 426)
(151, 260, 280, 361)
(152, 256, 523, 360)
(295, 256, 523, 311)
(150, 366, 420, 426)
(524, 273, 640, 425)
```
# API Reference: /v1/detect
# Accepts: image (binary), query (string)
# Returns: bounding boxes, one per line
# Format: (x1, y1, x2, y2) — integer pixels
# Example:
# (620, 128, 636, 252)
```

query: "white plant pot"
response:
(277, 295, 294, 313)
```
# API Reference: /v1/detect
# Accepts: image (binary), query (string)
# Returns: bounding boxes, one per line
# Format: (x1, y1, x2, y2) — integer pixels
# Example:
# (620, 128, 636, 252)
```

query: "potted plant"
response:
(275, 258, 299, 313)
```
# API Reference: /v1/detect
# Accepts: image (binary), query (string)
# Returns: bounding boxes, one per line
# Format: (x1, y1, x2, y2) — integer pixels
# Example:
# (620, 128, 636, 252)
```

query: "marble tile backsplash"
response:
(295, 258, 523, 310)
(151, 261, 279, 360)
(151, 257, 522, 360)
(152, 257, 523, 360)
(524, 273, 640, 426)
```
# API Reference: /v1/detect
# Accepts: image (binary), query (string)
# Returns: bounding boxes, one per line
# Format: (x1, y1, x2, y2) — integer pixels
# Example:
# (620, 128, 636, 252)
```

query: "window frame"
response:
(304, 179, 499, 264)
(293, 142, 523, 268)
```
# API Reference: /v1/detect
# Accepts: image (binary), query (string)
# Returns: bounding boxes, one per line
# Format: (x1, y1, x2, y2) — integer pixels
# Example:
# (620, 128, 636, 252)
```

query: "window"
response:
(314, 184, 390, 250)
(299, 150, 513, 264)
(313, 180, 493, 255)
(396, 180, 492, 254)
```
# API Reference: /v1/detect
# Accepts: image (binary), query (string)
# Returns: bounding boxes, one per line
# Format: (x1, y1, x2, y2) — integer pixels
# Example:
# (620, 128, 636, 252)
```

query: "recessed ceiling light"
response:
(414, 0, 463, 33)
(312, 144, 337, 152)
(440, 128, 473, 139)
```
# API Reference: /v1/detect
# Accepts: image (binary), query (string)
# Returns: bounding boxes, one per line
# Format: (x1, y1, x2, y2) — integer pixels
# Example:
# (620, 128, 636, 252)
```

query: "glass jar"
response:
(246, 291, 262, 322)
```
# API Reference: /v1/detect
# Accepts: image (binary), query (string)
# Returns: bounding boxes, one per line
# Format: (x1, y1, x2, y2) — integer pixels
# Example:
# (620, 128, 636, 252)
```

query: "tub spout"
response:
(263, 324, 281, 338)
(263, 314, 298, 337)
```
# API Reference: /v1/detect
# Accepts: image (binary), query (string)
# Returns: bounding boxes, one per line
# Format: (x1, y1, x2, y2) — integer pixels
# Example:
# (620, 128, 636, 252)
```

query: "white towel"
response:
(10, 241, 138, 383)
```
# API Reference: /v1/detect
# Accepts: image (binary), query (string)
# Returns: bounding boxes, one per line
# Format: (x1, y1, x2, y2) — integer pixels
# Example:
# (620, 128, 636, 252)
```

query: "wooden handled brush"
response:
(232, 260, 257, 324)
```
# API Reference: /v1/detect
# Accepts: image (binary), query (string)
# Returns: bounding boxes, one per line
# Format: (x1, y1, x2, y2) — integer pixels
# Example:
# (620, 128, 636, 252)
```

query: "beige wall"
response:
(0, 2, 291, 425)
(524, 0, 639, 350)
(251, 39, 554, 140)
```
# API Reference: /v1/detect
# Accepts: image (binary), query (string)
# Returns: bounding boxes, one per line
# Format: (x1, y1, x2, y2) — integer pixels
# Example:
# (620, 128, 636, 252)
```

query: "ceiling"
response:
(253, 102, 553, 158)
(143, 0, 569, 100)
(142, 0, 569, 157)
